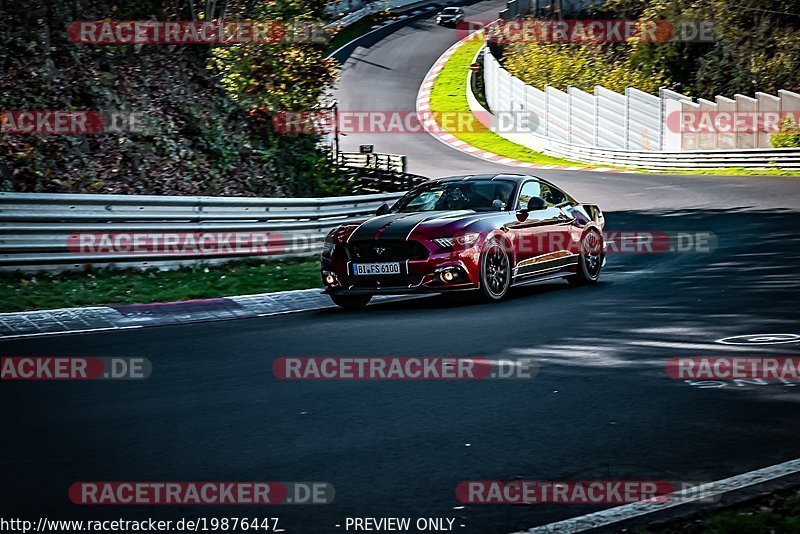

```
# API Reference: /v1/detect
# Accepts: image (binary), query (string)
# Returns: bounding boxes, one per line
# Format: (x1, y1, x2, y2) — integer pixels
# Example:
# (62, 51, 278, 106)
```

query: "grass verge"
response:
(646, 486, 800, 533)
(429, 38, 586, 168)
(0, 258, 321, 313)
(429, 38, 800, 176)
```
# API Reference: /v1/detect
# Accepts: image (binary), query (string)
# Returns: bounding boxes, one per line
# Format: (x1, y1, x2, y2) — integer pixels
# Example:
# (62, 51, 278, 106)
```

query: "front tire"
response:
(569, 229, 604, 286)
(479, 238, 512, 301)
(329, 294, 372, 310)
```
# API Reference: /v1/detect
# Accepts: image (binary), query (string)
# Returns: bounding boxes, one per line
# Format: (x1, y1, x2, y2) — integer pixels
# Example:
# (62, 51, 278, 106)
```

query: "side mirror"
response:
(527, 196, 547, 212)
(375, 203, 390, 216)
(515, 196, 547, 222)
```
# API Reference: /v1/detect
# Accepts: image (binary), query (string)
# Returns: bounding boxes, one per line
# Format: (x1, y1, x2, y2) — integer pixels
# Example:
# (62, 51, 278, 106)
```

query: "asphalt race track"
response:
(3, 2, 800, 533)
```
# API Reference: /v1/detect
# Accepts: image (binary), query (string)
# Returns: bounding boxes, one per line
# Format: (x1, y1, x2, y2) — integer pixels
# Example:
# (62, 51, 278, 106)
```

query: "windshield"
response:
(442, 8, 461, 14)
(393, 180, 516, 213)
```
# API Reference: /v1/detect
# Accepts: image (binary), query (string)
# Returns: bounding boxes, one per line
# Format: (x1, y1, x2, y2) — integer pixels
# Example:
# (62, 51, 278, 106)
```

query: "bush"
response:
(771, 115, 800, 148)
(597, 0, 800, 97)
(0, 0, 340, 197)
(502, 41, 668, 94)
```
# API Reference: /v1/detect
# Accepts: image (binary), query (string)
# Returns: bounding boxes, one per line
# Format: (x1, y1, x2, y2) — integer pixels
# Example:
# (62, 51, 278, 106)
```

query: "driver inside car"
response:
(435, 186, 470, 210)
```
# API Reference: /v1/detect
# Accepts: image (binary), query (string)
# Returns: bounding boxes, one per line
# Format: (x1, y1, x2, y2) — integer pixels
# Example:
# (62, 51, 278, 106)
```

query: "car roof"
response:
(434, 174, 538, 184)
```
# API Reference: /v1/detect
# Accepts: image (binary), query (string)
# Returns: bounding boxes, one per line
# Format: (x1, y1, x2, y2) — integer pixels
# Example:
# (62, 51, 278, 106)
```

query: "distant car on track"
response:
(321, 174, 606, 309)
(436, 7, 465, 26)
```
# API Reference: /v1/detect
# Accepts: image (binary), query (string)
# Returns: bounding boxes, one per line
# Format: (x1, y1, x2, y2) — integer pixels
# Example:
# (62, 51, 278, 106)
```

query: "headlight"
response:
(433, 232, 480, 249)
(455, 233, 480, 247)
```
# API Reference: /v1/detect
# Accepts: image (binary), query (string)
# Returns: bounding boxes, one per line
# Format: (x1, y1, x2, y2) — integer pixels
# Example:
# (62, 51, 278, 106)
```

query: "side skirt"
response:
(511, 264, 576, 287)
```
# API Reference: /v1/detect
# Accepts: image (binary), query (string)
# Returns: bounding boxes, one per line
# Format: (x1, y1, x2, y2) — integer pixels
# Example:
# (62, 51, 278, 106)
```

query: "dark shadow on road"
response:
(2, 209, 800, 534)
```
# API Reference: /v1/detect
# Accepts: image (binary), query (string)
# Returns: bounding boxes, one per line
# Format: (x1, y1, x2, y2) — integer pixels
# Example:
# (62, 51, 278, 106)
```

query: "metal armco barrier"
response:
(513, 140, 800, 169)
(326, 0, 438, 28)
(499, 0, 600, 20)
(338, 152, 407, 173)
(0, 191, 405, 273)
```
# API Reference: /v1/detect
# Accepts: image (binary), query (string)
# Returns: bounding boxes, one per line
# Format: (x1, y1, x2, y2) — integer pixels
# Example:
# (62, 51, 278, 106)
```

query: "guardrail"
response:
(338, 152, 407, 173)
(474, 42, 800, 169)
(498, 0, 600, 19)
(326, 3, 442, 62)
(326, 0, 437, 28)
(0, 191, 409, 273)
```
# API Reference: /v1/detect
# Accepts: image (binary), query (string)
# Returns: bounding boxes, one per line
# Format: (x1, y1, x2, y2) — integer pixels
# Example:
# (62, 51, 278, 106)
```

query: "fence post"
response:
(734, 94, 757, 149)
(755, 92, 780, 148)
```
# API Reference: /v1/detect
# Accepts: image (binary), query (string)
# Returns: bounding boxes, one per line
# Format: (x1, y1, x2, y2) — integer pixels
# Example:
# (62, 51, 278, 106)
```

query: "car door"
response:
(538, 182, 579, 260)
(506, 180, 567, 279)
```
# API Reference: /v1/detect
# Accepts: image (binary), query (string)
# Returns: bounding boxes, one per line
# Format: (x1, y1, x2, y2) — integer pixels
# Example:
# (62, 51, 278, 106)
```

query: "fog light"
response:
(442, 270, 455, 282)
(325, 274, 336, 285)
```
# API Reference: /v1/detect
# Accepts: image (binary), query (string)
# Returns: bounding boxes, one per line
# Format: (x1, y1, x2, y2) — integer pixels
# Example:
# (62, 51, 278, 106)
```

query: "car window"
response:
(516, 181, 541, 210)
(395, 180, 515, 213)
(539, 184, 569, 206)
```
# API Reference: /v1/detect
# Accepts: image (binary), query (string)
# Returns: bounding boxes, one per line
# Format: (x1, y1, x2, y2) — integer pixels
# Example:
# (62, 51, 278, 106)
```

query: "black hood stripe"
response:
(349, 211, 455, 241)
(379, 212, 449, 240)
(348, 213, 412, 241)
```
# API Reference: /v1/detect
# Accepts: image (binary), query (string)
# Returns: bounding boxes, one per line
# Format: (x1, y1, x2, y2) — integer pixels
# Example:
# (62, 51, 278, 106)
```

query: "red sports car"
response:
(321, 174, 605, 309)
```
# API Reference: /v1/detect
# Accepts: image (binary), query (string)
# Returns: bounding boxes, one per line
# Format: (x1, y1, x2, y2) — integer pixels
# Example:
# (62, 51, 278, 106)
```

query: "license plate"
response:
(353, 262, 401, 276)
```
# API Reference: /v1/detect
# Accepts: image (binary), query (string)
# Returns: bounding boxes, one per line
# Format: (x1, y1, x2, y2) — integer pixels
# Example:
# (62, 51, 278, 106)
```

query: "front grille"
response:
(351, 274, 423, 289)
(347, 240, 429, 262)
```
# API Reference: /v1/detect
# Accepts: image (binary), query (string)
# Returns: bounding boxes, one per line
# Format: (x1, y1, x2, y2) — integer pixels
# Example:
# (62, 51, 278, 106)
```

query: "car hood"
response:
(349, 211, 503, 241)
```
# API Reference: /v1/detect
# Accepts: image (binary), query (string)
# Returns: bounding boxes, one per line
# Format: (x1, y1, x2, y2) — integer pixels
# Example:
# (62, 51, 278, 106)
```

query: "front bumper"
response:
(321, 240, 481, 296)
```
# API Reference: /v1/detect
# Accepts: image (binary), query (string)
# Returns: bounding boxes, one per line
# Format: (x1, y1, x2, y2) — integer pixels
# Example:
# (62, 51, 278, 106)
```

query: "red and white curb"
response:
(0, 290, 412, 340)
(415, 34, 635, 174)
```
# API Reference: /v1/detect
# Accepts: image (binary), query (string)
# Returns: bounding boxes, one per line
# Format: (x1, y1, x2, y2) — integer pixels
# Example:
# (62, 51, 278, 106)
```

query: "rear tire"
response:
(568, 229, 604, 286)
(479, 238, 512, 301)
(329, 294, 372, 310)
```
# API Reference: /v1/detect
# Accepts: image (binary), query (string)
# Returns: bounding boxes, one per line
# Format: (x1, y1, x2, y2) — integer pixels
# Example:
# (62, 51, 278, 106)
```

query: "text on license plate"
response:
(353, 262, 401, 275)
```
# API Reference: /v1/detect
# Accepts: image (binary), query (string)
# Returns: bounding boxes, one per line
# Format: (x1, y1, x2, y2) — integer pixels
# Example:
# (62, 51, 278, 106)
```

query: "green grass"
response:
(430, 38, 800, 176)
(429, 38, 586, 168)
(0, 258, 321, 313)
(694, 489, 800, 533)
(658, 166, 800, 176)
(640, 487, 800, 533)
